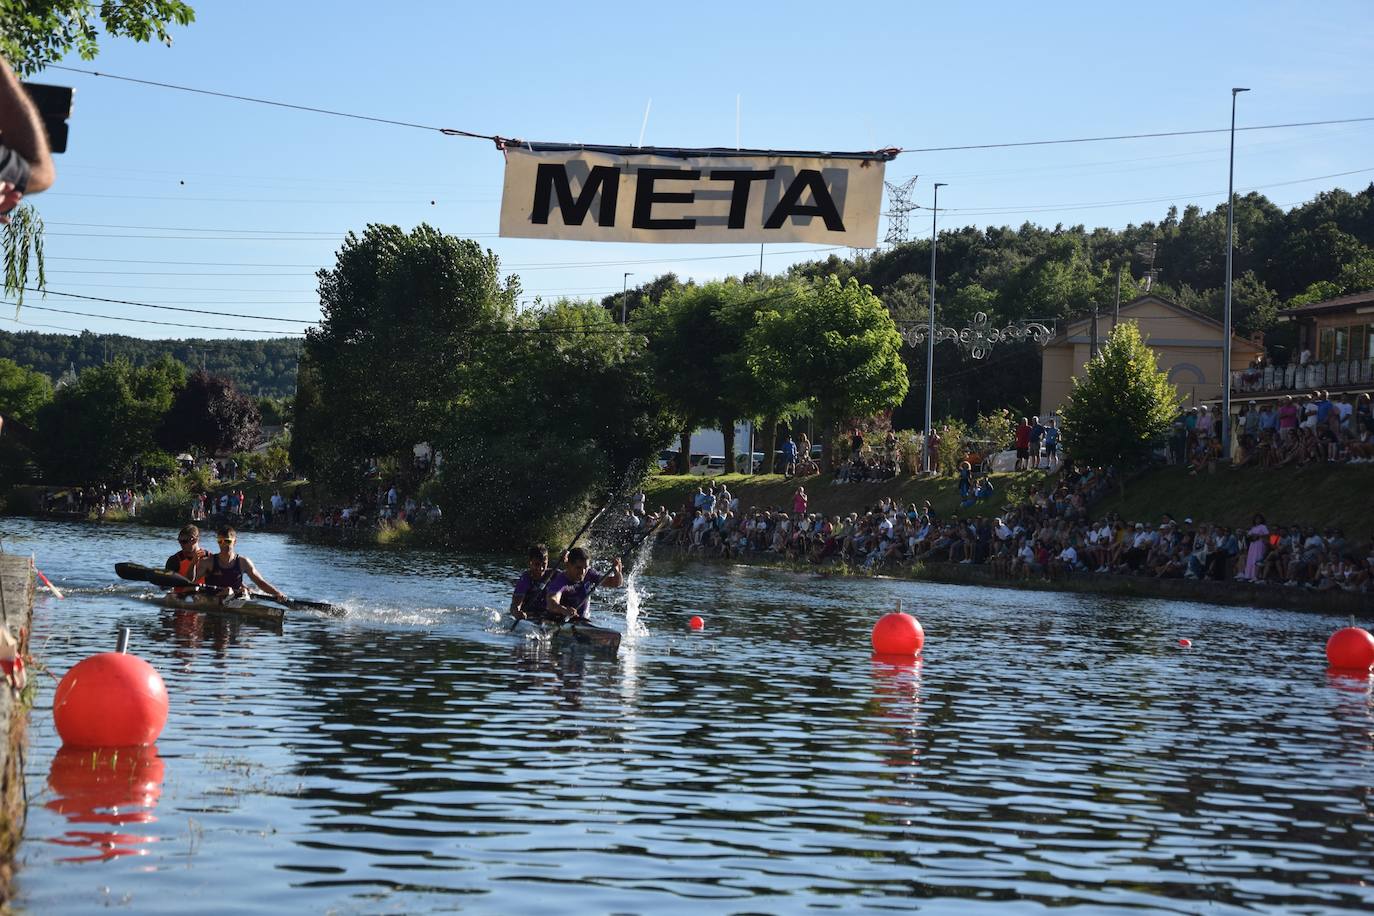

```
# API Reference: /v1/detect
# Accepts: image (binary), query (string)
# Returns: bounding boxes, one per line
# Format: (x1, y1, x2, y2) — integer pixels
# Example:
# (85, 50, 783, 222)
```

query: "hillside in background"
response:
(0, 330, 302, 397)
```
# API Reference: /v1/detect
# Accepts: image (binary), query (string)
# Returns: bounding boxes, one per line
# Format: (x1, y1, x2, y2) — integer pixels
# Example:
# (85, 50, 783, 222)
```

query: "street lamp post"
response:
(622, 272, 634, 323)
(1222, 87, 1249, 456)
(923, 182, 946, 474)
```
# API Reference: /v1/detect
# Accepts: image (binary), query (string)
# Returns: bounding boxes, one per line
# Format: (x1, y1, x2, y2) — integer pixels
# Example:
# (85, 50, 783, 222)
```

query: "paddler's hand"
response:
(612, 557, 623, 576)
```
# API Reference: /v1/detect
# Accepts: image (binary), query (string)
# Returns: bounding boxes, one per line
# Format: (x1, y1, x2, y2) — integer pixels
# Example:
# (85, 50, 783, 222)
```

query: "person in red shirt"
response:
(1015, 418, 1032, 471)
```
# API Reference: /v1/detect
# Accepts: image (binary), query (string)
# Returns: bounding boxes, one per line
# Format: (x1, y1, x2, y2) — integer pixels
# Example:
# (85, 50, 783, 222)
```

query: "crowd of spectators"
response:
(305, 483, 442, 530)
(1174, 390, 1374, 473)
(641, 457, 1373, 594)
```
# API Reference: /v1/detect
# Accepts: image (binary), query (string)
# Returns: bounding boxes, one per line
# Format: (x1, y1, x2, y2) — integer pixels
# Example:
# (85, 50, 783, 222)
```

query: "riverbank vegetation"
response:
(2, 185, 1373, 546)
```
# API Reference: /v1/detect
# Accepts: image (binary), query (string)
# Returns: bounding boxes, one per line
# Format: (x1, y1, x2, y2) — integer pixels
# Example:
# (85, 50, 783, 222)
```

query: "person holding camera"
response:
(0, 54, 55, 220)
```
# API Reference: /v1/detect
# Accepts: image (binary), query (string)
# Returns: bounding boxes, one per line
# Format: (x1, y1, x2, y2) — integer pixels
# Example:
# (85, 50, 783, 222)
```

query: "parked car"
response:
(689, 455, 726, 476)
(735, 451, 765, 473)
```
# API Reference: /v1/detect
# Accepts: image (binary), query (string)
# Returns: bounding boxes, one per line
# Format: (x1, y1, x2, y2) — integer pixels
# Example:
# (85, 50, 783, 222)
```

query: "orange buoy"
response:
(53, 653, 168, 747)
(689, 615, 704, 630)
(1325, 627, 1374, 671)
(872, 602, 924, 657)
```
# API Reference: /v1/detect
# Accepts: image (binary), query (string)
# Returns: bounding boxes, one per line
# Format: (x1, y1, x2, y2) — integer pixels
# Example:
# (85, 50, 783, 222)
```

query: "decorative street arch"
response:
(897, 311, 1055, 361)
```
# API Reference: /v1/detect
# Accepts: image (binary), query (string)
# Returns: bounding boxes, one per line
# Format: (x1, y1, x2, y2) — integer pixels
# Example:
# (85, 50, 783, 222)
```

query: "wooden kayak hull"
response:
(156, 591, 286, 622)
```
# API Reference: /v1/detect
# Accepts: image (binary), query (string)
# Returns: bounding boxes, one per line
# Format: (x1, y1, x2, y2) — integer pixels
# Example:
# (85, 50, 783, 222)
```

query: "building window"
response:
(1334, 326, 1349, 360)
(1354, 325, 1368, 362)
(1318, 327, 1335, 362)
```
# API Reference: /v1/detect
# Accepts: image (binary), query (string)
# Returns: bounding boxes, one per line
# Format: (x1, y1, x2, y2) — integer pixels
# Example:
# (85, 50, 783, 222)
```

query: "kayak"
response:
(513, 616, 621, 652)
(155, 591, 286, 622)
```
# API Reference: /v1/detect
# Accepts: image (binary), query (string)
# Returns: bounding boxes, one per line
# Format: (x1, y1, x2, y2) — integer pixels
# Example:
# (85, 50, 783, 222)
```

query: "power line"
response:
(27, 288, 318, 324)
(9, 302, 306, 335)
(928, 165, 1374, 217)
(901, 116, 1374, 153)
(46, 64, 1374, 159)
(47, 256, 323, 268)
(46, 65, 503, 143)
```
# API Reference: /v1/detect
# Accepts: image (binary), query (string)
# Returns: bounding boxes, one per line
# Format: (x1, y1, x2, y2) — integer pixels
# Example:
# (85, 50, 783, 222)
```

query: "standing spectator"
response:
(926, 427, 942, 475)
(781, 435, 797, 478)
(850, 427, 865, 460)
(1014, 418, 1031, 471)
(1029, 416, 1046, 470)
(1239, 513, 1269, 581)
(1043, 419, 1060, 468)
(793, 486, 808, 516)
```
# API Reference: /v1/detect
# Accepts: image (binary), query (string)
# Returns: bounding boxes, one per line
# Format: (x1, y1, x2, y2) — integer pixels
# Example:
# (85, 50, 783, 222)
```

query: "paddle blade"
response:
(250, 592, 345, 617)
(287, 598, 346, 617)
(569, 622, 621, 652)
(115, 562, 190, 589)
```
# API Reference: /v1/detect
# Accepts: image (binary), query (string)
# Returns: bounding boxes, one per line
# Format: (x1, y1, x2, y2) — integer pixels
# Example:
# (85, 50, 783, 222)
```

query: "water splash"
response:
(622, 534, 656, 638)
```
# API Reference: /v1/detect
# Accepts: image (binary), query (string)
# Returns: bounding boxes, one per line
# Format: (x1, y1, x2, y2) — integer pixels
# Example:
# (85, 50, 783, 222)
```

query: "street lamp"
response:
(1222, 87, 1249, 456)
(621, 272, 634, 323)
(923, 182, 946, 474)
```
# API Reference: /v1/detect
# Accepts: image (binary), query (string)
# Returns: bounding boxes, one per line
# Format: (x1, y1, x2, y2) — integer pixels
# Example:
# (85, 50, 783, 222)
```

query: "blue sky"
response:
(10, 0, 1374, 339)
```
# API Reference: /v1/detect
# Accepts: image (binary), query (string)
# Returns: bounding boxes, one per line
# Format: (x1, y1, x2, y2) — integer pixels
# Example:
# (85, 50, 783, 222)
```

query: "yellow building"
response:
(1039, 295, 1264, 416)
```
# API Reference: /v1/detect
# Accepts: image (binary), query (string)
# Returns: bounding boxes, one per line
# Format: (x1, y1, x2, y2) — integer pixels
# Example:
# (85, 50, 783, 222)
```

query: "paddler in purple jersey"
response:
(544, 546, 623, 623)
(509, 544, 554, 621)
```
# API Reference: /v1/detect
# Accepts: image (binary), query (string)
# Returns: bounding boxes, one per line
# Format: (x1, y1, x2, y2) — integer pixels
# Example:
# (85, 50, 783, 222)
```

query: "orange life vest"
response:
(173, 549, 208, 594)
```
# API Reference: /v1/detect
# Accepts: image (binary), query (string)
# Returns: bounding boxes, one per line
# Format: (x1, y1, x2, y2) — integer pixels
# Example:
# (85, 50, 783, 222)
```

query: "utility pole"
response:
(1222, 87, 1250, 457)
(1114, 264, 1122, 329)
(621, 272, 634, 323)
(923, 182, 946, 474)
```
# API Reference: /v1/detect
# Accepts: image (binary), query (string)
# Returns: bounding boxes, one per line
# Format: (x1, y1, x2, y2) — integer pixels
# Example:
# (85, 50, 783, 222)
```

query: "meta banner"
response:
(499, 145, 890, 247)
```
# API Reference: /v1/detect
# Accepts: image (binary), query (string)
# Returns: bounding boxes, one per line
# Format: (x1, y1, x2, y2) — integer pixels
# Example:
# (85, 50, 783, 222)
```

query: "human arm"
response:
(601, 557, 625, 589)
(0, 56, 53, 196)
(240, 556, 287, 602)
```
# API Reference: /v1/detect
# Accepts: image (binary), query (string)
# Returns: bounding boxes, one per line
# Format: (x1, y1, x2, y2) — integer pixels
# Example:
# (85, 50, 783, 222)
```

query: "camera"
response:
(21, 81, 73, 154)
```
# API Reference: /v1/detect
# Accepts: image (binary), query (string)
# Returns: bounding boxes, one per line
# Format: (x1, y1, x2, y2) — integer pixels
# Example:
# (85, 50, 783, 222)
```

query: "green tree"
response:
(638, 280, 760, 473)
(434, 299, 673, 544)
(1059, 322, 1180, 473)
(297, 224, 518, 491)
(0, 0, 196, 76)
(0, 356, 51, 425)
(34, 356, 185, 483)
(748, 276, 908, 466)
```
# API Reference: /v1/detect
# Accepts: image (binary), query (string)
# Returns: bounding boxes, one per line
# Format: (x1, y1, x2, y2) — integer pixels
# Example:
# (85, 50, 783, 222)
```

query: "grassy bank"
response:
(1092, 464, 1373, 534)
(645, 463, 1374, 533)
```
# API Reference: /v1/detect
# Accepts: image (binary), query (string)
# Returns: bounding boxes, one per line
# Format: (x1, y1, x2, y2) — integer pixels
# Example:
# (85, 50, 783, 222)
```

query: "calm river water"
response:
(3, 517, 1371, 913)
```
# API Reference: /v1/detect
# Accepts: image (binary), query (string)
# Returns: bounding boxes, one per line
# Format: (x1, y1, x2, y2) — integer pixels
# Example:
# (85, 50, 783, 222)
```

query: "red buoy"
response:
(1178, 638, 1192, 648)
(872, 612, 924, 657)
(53, 653, 168, 747)
(689, 615, 704, 630)
(1326, 627, 1374, 671)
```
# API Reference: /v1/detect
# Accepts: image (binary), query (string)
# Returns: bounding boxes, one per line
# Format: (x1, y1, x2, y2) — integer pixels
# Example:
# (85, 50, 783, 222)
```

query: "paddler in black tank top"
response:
(193, 525, 288, 603)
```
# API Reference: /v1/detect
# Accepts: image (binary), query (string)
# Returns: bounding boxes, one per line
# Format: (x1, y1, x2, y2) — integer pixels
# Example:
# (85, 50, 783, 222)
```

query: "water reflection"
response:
(44, 746, 164, 863)
(12, 518, 1374, 913)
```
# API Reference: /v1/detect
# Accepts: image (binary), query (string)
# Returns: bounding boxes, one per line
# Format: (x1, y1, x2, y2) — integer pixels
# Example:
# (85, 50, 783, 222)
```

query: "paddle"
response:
(114, 562, 345, 617)
(508, 499, 611, 631)
(542, 515, 665, 648)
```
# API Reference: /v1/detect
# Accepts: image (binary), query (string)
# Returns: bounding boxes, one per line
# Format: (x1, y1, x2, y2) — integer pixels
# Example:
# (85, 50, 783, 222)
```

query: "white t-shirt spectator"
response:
(1058, 545, 1078, 565)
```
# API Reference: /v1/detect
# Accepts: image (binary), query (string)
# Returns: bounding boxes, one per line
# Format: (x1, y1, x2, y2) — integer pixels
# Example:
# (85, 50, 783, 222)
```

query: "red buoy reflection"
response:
(45, 745, 164, 862)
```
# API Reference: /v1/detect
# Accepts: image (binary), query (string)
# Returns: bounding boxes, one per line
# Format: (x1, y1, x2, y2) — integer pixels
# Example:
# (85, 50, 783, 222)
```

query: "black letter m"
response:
(530, 163, 620, 226)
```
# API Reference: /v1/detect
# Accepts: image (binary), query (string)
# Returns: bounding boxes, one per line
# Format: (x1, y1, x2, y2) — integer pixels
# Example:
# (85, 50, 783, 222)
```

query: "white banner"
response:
(499, 146, 888, 247)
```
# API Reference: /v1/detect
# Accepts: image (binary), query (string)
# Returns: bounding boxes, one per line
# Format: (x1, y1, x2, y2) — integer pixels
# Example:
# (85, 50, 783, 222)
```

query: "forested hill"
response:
(0, 330, 301, 397)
